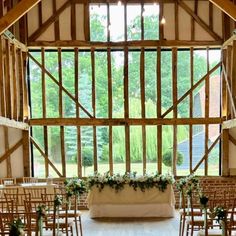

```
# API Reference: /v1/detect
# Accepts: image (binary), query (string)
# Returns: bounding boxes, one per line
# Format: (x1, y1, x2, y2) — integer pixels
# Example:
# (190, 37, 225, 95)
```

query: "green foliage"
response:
(82, 148, 93, 168)
(162, 150, 184, 167)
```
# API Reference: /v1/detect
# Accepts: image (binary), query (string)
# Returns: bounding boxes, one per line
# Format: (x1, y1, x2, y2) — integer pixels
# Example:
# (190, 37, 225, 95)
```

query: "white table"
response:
(87, 184, 175, 218)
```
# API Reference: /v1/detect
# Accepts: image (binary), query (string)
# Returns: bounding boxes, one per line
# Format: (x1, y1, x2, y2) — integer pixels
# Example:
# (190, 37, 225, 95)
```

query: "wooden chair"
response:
(4, 192, 31, 215)
(0, 200, 14, 235)
(23, 187, 46, 200)
(23, 177, 38, 183)
(2, 187, 19, 195)
(179, 190, 202, 236)
(42, 193, 82, 236)
(185, 191, 205, 236)
(0, 178, 16, 185)
(24, 199, 55, 236)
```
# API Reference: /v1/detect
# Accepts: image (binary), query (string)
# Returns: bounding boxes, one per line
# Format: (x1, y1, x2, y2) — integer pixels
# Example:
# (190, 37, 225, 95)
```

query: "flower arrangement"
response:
(176, 174, 199, 195)
(54, 194, 63, 207)
(210, 206, 228, 223)
(9, 218, 25, 236)
(64, 178, 87, 198)
(87, 172, 175, 192)
(36, 204, 47, 219)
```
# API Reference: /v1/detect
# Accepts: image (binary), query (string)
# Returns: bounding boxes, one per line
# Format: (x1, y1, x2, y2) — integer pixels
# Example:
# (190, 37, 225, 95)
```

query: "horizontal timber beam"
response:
(222, 35, 236, 49)
(209, 0, 236, 21)
(222, 118, 236, 129)
(29, 117, 223, 126)
(0, 116, 28, 130)
(27, 40, 223, 49)
(0, 0, 41, 35)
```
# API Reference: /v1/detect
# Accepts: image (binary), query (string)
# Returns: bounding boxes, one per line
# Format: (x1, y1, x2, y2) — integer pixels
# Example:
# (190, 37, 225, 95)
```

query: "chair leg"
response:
(179, 215, 182, 236)
(186, 224, 189, 236)
(182, 216, 186, 236)
(75, 217, 79, 236)
(79, 216, 83, 236)
(190, 225, 194, 236)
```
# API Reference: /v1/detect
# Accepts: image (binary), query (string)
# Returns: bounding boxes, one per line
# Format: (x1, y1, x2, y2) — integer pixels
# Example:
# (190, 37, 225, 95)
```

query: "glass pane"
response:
(208, 124, 220, 176)
(161, 51, 172, 117)
(32, 126, 44, 177)
(209, 74, 220, 117)
(209, 49, 221, 70)
(45, 51, 58, 81)
(97, 126, 109, 174)
(78, 51, 92, 117)
(90, 4, 107, 41)
(65, 126, 77, 177)
(81, 126, 94, 176)
(177, 50, 190, 118)
(130, 126, 143, 175)
(145, 51, 157, 118)
(110, 4, 124, 41)
(177, 125, 189, 176)
(112, 51, 124, 118)
(129, 51, 141, 118)
(144, 4, 159, 40)
(113, 126, 126, 174)
(192, 125, 205, 176)
(194, 49, 207, 84)
(46, 75, 59, 118)
(146, 126, 157, 173)
(162, 125, 173, 174)
(48, 126, 62, 177)
(127, 5, 141, 40)
(95, 51, 108, 118)
(61, 51, 75, 95)
(29, 52, 42, 119)
(193, 80, 205, 118)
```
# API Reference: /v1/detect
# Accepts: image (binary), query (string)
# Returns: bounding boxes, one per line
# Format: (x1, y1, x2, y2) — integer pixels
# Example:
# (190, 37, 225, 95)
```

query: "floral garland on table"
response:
(87, 172, 175, 192)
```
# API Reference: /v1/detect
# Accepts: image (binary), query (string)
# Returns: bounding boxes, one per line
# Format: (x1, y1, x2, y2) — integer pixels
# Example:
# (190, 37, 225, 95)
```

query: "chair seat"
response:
(179, 208, 202, 216)
(197, 229, 223, 236)
(186, 216, 205, 225)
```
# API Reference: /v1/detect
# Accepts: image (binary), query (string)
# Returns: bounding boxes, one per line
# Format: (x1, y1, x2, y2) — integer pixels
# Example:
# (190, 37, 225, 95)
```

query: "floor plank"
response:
(81, 210, 180, 236)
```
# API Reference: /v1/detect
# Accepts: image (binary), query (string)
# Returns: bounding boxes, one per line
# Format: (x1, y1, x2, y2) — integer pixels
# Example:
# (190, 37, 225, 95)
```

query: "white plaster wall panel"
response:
(57, 0, 68, 9)
(59, 7, 71, 40)
(198, 1, 209, 25)
(163, 3, 175, 40)
(0, 127, 7, 177)
(213, 5, 223, 38)
(195, 24, 214, 40)
(229, 128, 236, 168)
(37, 25, 55, 41)
(27, 5, 39, 37)
(42, 0, 53, 23)
(179, 4, 191, 40)
(76, 4, 85, 41)
(8, 128, 23, 177)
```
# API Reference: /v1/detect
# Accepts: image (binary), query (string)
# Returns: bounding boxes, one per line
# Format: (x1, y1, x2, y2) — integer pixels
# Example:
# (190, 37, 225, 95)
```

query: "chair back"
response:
(23, 177, 38, 183)
(0, 200, 14, 234)
(24, 187, 46, 200)
(0, 178, 16, 185)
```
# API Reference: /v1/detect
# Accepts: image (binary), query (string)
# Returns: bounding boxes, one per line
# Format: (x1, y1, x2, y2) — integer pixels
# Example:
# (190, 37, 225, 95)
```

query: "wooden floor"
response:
(81, 210, 180, 236)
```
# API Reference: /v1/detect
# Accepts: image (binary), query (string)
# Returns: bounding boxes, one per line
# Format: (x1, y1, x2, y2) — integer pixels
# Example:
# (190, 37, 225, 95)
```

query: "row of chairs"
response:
(0, 177, 38, 185)
(179, 188, 236, 236)
(0, 186, 83, 236)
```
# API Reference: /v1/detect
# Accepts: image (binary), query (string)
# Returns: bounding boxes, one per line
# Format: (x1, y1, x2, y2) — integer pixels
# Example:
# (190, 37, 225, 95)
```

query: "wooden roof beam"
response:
(209, 0, 236, 21)
(0, 0, 41, 35)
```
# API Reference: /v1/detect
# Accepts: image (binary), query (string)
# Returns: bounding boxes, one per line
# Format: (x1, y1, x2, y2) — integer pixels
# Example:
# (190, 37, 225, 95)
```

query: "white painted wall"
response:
(0, 127, 24, 178)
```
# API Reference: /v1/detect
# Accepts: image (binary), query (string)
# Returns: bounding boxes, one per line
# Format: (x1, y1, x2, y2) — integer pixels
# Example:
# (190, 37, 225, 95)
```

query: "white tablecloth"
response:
(87, 184, 175, 218)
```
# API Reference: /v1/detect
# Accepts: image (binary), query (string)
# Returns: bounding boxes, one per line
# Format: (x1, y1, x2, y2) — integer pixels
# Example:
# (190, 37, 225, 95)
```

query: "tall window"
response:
(29, 48, 221, 177)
